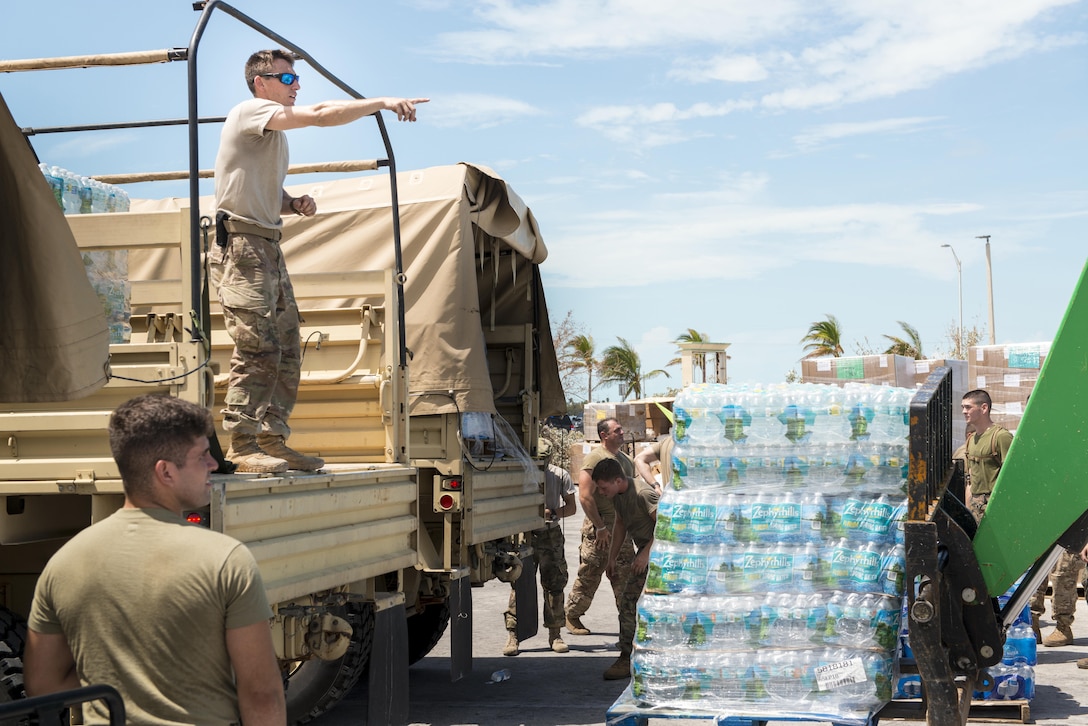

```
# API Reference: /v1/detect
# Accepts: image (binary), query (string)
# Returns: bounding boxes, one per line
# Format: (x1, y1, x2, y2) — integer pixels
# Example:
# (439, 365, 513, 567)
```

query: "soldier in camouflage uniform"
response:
(1031, 550, 1085, 647)
(502, 442, 577, 656)
(565, 419, 635, 635)
(213, 48, 425, 473)
(592, 457, 659, 681)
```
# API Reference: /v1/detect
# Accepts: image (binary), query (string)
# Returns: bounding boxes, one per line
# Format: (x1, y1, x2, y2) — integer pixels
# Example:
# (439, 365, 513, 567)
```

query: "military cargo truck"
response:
(0, 3, 563, 723)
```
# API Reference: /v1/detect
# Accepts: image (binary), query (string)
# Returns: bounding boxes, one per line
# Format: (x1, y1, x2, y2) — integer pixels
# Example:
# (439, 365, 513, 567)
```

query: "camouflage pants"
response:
(1031, 550, 1085, 623)
(967, 492, 990, 524)
(565, 517, 634, 620)
(505, 525, 569, 631)
(617, 559, 650, 657)
(211, 232, 301, 437)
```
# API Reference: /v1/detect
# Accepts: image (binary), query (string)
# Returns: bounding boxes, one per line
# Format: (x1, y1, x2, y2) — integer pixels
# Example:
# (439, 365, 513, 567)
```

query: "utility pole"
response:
(976, 235, 995, 345)
(941, 244, 964, 356)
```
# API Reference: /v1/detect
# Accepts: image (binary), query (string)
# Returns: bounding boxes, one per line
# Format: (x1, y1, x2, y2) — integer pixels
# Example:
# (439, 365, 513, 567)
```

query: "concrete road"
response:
(313, 509, 1088, 725)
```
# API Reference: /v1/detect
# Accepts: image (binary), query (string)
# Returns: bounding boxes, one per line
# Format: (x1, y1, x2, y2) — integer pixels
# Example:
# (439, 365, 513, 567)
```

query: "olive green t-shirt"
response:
(612, 477, 660, 550)
(29, 508, 272, 725)
(582, 446, 634, 524)
(965, 423, 1013, 495)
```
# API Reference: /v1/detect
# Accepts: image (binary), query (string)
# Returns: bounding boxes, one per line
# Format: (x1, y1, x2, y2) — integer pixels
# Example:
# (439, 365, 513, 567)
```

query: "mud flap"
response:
(369, 595, 409, 726)
(449, 574, 472, 682)
(514, 553, 539, 643)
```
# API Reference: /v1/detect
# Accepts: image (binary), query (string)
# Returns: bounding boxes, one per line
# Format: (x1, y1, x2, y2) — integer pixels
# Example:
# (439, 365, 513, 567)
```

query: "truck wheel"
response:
(0, 607, 28, 703)
(285, 602, 374, 725)
(406, 602, 450, 665)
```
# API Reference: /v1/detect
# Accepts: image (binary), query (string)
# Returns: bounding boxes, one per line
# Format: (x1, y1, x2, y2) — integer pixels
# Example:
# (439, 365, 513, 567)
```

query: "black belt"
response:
(215, 212, 282, 246)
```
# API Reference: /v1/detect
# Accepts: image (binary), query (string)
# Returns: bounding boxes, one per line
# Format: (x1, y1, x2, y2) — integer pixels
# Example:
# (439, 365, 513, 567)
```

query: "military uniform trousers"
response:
(566, 516, 634, 620)
(505, 524, 569, 631)
(1031, 550, 1085, 624)
(211, 231, 302, 437)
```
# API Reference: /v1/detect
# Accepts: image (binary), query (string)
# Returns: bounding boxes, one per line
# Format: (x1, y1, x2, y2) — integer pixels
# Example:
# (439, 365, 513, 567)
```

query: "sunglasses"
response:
(258, 72, 299, 86)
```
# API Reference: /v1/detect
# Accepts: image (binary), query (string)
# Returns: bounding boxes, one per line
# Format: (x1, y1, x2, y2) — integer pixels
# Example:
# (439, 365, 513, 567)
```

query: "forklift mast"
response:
(903, 257, 1088, 726)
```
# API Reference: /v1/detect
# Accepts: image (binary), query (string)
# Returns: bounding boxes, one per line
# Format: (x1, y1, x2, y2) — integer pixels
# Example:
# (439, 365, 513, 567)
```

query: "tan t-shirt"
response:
(29, 508, 272, 725)
(214, 97, 289, 230)
(582, 446, 634, 524)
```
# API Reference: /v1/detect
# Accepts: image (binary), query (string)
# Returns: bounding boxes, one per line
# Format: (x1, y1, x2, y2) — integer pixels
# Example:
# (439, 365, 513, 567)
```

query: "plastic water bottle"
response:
(705, 545, 734, 596)
(1003, 621, 1038, 666)
(687, 495, 718, 544)
(801, 492, 827, 543)
(489, 668, 511, 683)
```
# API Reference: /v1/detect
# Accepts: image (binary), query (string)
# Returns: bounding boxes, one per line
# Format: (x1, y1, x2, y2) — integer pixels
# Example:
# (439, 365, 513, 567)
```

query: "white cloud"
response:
(434, 0, 1083, 146)
(424, 93, 542, 128)
(542, 176, 985, 289)
(791, 116, 945, 152)
(669, 55, 769, 83)
(576, 100, 755, 147)
(433, 0, 806, 61)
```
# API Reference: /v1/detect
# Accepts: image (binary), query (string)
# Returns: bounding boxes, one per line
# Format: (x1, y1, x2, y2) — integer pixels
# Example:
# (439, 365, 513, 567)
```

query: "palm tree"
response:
(564, 334, 598, 402)
(801, 315, 845, 358)
(666, 328, 711, 383)
(884, 321, 925, 359)
(599, 337, 669, 400)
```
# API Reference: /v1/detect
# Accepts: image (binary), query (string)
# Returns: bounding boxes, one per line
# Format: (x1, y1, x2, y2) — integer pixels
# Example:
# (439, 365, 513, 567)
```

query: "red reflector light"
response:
(186, 512, 205, 525)
(439, 494, 455, 510)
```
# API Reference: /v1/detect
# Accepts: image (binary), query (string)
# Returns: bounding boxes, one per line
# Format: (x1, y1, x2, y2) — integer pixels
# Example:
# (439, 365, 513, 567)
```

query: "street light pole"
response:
(976, 235, 995, 344)
(941, 244, 964, 356)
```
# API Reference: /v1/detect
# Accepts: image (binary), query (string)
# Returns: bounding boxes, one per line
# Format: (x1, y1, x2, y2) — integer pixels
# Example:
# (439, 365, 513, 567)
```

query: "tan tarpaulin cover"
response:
(130, 163, 565, 417)
(0, 92, 109, 403)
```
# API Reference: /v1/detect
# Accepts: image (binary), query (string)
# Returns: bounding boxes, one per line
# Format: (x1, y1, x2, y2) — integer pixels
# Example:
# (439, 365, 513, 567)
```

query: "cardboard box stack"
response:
(967, 343, 1050, 433)
(801, 355, 915, 387)
(584, 399, 673, 443)
(803, 356, 969, 451)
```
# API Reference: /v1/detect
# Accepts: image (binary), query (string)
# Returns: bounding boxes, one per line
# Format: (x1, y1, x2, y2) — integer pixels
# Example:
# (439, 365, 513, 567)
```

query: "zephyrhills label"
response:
(814, 656, 867, 691)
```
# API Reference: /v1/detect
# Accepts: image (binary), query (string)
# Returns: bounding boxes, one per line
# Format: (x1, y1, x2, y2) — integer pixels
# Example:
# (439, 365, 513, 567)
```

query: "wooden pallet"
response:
(879, 697, 1031, 724)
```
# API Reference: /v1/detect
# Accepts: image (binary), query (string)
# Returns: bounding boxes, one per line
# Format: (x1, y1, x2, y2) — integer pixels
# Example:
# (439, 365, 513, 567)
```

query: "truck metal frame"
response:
(0, 2, 558, 723)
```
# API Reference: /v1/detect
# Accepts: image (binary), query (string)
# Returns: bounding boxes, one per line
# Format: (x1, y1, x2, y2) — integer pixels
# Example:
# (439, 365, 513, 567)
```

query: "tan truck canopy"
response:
(0, 92, 109, 403)
(130, 162, 565, 417)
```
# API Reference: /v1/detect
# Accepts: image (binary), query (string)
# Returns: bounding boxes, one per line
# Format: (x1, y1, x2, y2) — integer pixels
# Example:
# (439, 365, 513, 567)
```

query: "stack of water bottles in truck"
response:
(633, 381, 909, 722)
(38, 163, 132, 343)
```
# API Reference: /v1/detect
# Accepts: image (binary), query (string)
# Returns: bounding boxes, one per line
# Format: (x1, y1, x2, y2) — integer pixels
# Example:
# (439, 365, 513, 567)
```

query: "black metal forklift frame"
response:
(902, 368, 1003, 726)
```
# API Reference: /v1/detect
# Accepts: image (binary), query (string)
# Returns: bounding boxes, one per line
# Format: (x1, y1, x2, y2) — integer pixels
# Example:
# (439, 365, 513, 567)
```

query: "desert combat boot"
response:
(227, 433, 288, 474)
(257, 434, 325, 471)
(1043, 618, 1075, 647)
(549, 628, 569, 653)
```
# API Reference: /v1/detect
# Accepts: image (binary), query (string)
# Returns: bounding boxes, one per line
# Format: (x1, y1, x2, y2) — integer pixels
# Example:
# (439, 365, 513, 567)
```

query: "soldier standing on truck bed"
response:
(213, 48, 427, 473)
(24, 394, 286, 725)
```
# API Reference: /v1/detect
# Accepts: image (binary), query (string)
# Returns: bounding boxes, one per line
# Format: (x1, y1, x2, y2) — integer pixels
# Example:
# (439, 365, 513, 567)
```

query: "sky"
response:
(3, 0, 1086, 402)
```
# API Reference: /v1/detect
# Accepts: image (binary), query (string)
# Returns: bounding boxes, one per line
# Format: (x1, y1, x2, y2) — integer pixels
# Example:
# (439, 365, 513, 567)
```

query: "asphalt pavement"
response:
(313, 508, 1088, 726)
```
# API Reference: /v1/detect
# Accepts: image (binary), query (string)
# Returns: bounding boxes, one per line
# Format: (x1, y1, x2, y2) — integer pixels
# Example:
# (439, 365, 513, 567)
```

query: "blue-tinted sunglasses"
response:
(259, 72, 299, 85)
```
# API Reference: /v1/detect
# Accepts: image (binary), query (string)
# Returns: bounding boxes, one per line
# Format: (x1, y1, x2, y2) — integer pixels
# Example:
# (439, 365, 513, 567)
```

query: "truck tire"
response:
(285, 602, 374, 726)
(406, 602, 450, 666)
(0, 607, 28, 704)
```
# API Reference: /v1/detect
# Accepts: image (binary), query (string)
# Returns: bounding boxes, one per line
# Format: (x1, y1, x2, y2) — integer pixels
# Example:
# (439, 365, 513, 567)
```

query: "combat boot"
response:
(603, 655, 631, 680)
(566, 615, 591, 635)
(1043, 620, 1074, 647)
(502, 632, 519, 657)
(1031, 613, 1042, 644)
(256, 434, 325, 471)
(549, 628, 569, 653)
(227, 433, 288, 474)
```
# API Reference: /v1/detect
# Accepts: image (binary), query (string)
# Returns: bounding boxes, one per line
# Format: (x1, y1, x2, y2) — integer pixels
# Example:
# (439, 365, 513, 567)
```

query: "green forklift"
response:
(899, 259, 1088, 725)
